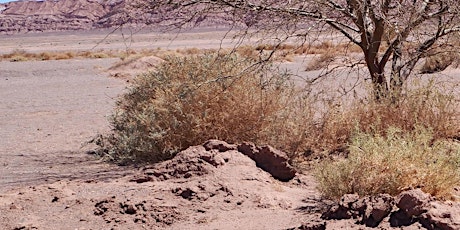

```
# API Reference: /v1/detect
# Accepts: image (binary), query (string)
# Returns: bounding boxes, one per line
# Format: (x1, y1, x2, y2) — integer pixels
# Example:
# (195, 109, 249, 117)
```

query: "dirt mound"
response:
(108, 55, 164, 78)
(0, 141, 321, 229)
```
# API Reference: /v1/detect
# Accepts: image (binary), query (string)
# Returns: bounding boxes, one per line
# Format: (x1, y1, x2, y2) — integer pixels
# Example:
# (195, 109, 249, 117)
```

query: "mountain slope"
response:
(0, 0, 130, 34)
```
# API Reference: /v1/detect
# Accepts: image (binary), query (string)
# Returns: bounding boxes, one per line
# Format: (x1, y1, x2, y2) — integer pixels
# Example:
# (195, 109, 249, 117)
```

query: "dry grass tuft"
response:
(315, 127, 460, 200)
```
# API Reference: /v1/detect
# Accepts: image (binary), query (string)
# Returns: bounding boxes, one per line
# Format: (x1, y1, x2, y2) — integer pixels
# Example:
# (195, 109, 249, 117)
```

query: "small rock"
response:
(129, 175, 154, 183)
(362, 194, 394, 227)
(94, 199, 114, 216)
(390, 210, 415, 227)
(123, 204, 137, 215)
(397, 189, 431, 217)
(341, 194, 360, 209)
(203, 140, 237, 152)
(322, 193, 394, 226)
(175, 187, 197, 200)
(321, 194, 360, 220)
(321, 204, 352, 220)
(200, 153, 226, 167)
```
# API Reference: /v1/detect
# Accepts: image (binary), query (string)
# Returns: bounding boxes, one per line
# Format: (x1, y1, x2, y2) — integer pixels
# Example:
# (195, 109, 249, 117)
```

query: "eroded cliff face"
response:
(0, 0, 132, 34)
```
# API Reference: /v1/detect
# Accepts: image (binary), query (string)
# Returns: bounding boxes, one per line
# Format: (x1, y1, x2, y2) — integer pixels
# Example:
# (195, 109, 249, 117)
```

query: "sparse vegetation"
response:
(92, 41, 460, 200)
(1, 42, 363, 63)
(96, 50, 460, 200)
(0, 49, 118, 62)
(315, 127, 460, 199)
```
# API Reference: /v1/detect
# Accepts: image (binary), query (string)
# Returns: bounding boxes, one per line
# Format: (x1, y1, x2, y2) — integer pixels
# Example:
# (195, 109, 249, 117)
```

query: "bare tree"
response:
(132, 0, 460, 100)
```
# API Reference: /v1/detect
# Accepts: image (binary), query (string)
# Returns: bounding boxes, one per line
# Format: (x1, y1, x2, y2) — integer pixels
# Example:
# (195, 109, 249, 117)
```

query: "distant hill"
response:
(0, 0, 142, 34)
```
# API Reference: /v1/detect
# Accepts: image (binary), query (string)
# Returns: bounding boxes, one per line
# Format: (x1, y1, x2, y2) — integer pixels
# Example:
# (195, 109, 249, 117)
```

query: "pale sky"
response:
(0, 0, 15, 3)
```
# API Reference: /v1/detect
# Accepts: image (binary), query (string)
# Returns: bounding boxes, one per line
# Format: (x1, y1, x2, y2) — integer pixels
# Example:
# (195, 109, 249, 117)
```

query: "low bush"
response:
(95, 53, 312, 164)
(307, 83, 459, 154)
(315, 127, 460, 199)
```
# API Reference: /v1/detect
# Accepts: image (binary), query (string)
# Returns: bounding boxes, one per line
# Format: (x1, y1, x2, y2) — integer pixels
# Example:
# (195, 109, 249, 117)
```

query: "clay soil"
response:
(0, 29, 457, 230)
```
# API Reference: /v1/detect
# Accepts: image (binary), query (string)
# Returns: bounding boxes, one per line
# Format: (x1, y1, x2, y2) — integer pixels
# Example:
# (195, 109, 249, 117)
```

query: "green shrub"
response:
(95, 53, 312, 164)
(315, 127, 460, 200)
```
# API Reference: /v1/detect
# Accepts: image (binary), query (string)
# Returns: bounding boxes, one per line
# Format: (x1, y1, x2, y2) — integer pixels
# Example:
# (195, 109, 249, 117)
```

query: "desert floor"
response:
(0, 29, 330, 230)
(0, 28, 458, 230)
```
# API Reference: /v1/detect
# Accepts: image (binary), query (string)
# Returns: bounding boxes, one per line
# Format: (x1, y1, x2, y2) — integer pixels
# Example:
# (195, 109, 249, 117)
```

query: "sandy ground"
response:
(0, 28, 248, 54)
(0, 29, 458, 230)
(0, 57, 144, 193)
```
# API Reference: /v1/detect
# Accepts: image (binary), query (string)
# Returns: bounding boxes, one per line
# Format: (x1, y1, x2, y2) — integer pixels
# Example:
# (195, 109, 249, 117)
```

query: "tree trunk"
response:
(371, 71, 389, 101)
(389, 46, 403, 102)
(365, 55, 389, 101)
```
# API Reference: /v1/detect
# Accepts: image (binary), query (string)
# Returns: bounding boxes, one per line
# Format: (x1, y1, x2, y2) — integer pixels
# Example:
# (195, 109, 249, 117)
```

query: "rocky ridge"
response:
(0, 0, 135, 34)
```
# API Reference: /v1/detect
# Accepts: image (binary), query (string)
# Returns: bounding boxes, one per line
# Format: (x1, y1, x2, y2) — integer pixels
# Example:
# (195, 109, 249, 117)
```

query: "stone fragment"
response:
(397, 189, 431, 217)
(203, 139, 237, 152)
(237, 142, 296, 181)
(362, 194, 394, 227)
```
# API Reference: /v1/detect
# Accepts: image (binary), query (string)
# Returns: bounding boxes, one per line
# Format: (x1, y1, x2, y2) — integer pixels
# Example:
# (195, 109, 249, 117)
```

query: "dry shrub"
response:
(177, 48, 202, 55)
(315, 127, 460, 199)
(312, 83, 460, 200)
(235, 45, 260, 60)
(298, 41, 360, 55)
(38, 52, 53, 61)
(421, 52, 460, 74)
(5, 49, 32, 62)
(9, 55, 29, 62)
(305, 53, 336, 71)
(89, 52, 110, 59)
(95, 53, 312, 164)
(308, 83, 459, 153)
(54, 52, 75, 60)
(109, 55, 144, 70)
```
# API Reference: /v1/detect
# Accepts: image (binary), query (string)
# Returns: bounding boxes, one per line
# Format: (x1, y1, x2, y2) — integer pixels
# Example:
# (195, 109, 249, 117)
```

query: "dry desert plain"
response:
(0, 28, 459, 230)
